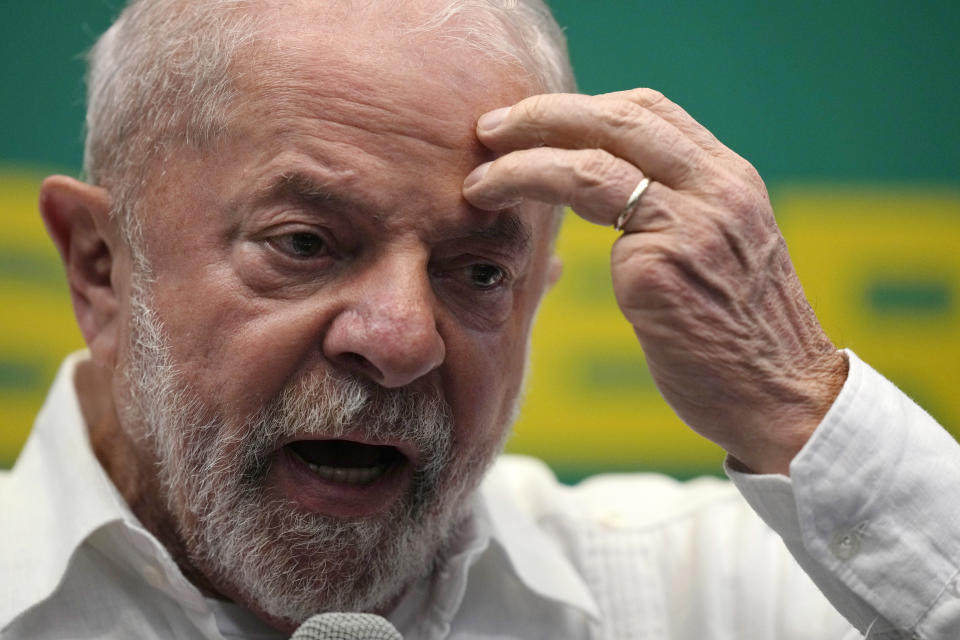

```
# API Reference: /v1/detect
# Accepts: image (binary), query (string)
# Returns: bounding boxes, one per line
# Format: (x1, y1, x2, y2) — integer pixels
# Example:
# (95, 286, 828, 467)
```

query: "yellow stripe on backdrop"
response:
(510, 187, 960, 479)
(776, 186, 960, 433)
(1, 169, 84, 465)
(2, 167, 958, 479)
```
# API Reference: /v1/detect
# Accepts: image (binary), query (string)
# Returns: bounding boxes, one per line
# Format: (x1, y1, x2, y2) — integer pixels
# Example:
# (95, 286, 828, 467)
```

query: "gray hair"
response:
(83, 0, 576, 245)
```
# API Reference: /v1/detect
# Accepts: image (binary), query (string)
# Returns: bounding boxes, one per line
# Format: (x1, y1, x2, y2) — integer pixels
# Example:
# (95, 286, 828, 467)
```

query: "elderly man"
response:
(2, 0, 958, 638)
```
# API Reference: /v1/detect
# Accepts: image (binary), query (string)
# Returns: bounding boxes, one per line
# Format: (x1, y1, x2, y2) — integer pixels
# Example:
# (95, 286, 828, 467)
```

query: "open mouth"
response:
(272, 437, 416, 516)
(285, 439, 405, 486)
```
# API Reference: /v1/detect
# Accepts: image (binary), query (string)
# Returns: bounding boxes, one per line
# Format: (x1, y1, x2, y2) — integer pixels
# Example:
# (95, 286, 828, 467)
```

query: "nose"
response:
(322, 262, 445, 388)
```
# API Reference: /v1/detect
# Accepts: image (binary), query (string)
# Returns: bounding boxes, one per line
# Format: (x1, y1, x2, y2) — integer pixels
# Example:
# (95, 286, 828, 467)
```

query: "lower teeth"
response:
(303, 461, 386, 485)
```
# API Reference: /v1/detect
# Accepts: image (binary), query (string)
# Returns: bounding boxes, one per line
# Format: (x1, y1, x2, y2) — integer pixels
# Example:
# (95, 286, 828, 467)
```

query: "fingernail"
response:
(478, 107, 510, 132)
(463, 162, 491, 190)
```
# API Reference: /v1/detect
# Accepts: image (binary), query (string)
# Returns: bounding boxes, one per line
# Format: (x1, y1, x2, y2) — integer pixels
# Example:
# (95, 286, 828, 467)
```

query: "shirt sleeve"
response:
(727, 350, 960, 640)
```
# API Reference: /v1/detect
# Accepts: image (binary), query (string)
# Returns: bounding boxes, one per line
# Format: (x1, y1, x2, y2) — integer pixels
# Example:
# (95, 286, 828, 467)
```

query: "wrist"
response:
(728, 350, 849, 476)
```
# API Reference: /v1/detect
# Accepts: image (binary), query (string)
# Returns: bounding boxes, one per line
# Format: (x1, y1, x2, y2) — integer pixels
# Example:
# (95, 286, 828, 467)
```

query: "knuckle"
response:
(603, 99, 645, 131)
(711, 165, 770, 220)
(717, 182, 754, 214)
(722, 153, 766, 192)
(617, 246, 685, 304)
(640, 87, 667, 108)
(574, 150, 624, 190)
(520, 94, 553, 128)
(626, 87, 667, 108)
(740, 157, 762, 182)
(673, 144, 704, 182)
(742, 160, 769, 196)
(644, 196, 678, 230)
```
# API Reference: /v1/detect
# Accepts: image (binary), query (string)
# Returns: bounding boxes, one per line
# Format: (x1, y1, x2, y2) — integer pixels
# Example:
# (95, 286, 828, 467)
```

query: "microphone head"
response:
(289, 612, 403, 640)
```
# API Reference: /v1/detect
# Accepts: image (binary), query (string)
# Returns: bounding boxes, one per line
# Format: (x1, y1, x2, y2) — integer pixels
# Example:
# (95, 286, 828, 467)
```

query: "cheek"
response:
(442, 314, 533, 454)
(150, 280, 330, 421)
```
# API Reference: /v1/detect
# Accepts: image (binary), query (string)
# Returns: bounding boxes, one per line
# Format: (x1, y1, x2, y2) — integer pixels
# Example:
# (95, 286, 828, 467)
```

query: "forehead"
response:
(239, 1, 535, 127)
(203, 2, 542, 232)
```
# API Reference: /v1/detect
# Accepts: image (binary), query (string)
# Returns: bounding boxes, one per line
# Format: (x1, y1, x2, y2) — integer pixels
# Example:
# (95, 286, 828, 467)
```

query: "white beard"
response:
(117, 274, 507, 626)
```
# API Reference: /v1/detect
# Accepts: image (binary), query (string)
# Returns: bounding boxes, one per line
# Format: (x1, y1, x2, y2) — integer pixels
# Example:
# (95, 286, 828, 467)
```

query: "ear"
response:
(39, 175, 125, 369)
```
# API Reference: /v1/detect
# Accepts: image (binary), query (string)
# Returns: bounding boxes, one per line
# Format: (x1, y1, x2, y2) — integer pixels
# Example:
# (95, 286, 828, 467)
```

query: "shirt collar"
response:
(1, 352, 129, 621)
(1, 352, 211, 629)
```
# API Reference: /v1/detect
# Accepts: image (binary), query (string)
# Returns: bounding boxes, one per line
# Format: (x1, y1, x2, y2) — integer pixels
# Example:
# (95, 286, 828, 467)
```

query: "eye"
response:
(469, 263, 506, 289)
(273, 232, 327, 259)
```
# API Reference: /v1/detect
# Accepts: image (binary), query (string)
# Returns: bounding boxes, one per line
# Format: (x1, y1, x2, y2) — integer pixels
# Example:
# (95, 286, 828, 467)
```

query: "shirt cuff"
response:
(728, 349, 960, 638)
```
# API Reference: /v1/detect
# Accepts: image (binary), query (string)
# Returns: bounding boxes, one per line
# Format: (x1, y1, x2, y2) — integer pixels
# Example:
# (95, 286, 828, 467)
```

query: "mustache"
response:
(237, 369, 454, 479)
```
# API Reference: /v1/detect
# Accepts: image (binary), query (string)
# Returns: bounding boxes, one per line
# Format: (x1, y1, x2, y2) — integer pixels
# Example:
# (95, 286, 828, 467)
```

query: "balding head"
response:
(84, 0, 574, 247)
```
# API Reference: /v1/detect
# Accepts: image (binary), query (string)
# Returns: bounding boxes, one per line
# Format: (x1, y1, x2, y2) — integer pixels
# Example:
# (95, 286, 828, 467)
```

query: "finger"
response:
(476, 92, 707, 188)
(463, 145, 674, 230)
(602, 88, 727, 155)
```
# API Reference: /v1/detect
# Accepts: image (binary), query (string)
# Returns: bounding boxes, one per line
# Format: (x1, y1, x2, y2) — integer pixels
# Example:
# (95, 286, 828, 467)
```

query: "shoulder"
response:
(481, 455, 845, 637)
(485, 453, 743, 532)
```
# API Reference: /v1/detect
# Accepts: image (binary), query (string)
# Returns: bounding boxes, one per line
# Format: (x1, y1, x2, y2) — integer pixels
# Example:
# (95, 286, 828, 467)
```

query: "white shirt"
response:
(2, 351, 959, 639)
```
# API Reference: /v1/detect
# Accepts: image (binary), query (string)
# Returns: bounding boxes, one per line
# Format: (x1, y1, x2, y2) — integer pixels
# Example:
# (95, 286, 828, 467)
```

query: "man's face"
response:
(112, 8, 556, 629)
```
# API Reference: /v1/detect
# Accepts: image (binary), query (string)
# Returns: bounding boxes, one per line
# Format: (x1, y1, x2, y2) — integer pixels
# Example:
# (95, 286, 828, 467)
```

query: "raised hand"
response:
(463, 89, 848, 474)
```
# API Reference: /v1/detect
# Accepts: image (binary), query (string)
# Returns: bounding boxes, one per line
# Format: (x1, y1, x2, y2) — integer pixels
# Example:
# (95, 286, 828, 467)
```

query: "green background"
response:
(2, 1, 959, 479)
(4, 1, 958, 180)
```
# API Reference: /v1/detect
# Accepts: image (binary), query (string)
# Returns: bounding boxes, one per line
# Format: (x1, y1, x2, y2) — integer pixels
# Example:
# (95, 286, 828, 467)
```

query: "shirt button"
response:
(600, 511, 624, 529)
(830, 528, 861, 560)
(142, 564, 165, 588)
(949, 576, 960, 597)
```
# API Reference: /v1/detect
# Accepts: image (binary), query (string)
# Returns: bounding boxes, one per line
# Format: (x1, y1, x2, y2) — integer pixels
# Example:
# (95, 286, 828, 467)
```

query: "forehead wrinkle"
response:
(246, 74, 476, 155)
(233, 12, 531, 154)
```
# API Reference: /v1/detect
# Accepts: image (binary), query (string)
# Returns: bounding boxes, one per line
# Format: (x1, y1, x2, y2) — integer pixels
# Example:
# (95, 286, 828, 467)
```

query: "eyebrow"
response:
(266, 171, 344, 207)
(462, 211, 532, 256)
(258, 170, 533, 253)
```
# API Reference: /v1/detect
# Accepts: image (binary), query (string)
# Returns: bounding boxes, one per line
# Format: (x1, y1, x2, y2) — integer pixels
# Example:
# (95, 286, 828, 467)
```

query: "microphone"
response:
(290, 612, 403, 639)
